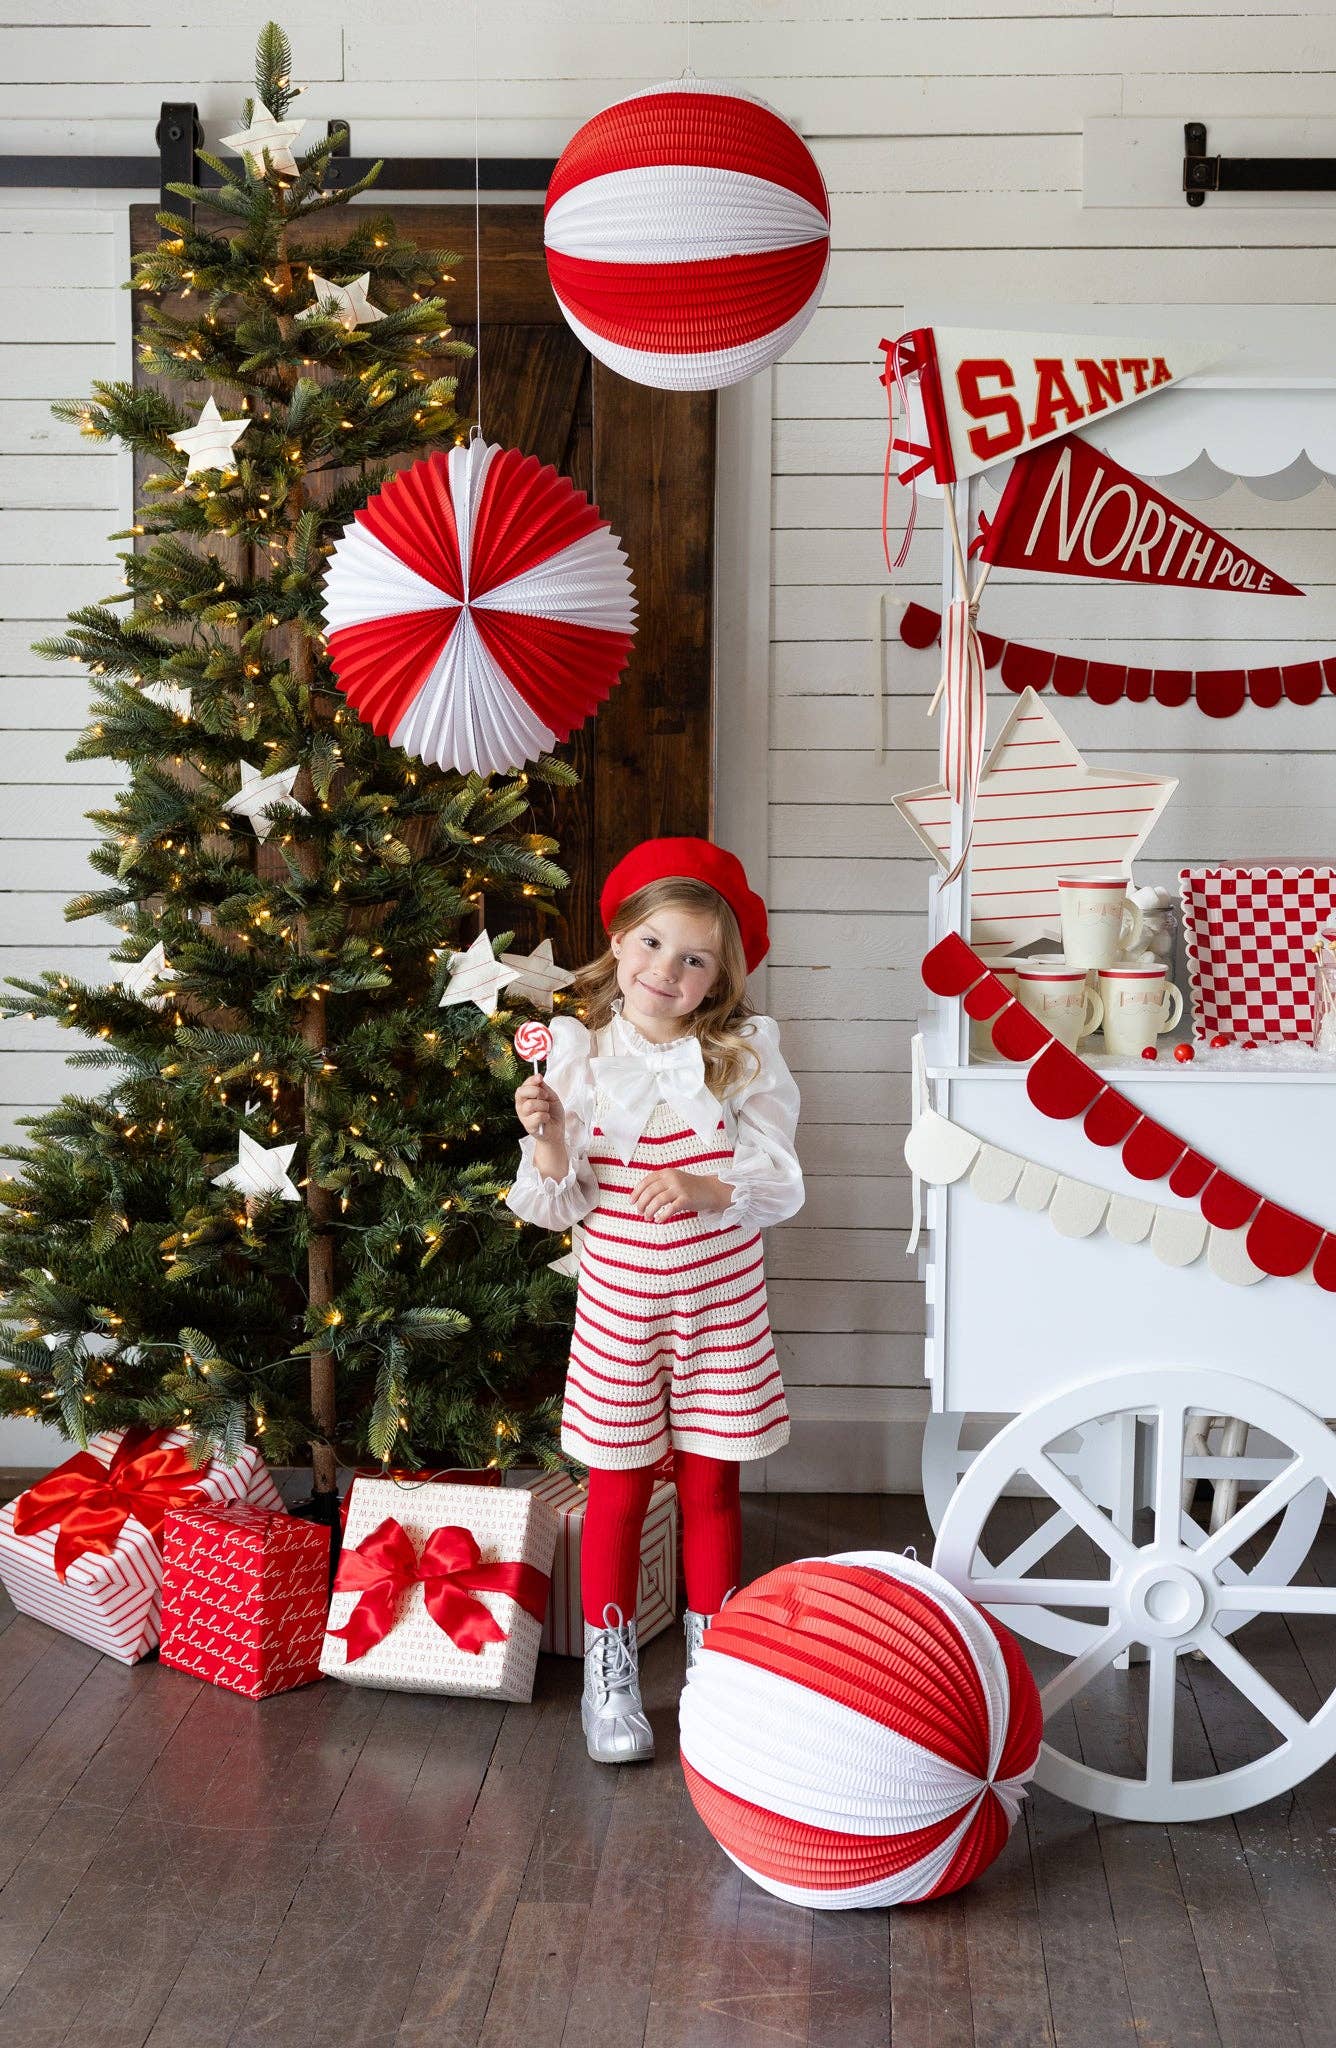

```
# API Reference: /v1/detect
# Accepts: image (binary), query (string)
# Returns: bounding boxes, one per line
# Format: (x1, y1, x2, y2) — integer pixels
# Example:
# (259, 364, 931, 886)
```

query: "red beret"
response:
(600, 837, 769, 973)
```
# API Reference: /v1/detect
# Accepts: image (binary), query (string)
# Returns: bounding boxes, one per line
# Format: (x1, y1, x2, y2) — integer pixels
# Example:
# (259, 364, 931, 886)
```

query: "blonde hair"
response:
(572, 877, 760, 1098)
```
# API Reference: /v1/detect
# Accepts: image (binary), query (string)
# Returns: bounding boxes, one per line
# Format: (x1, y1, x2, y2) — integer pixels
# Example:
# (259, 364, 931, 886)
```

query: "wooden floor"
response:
(2, 1490, 1336, 2047)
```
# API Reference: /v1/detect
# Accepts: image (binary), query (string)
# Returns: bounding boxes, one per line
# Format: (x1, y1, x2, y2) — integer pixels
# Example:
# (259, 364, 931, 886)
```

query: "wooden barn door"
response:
(129, 201, 716, 965)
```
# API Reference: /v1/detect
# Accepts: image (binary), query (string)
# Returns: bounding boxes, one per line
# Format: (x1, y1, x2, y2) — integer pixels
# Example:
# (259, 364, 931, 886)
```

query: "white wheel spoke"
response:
(1196, 1628, 1310, 1743)
(1214, 1583, 1336, 1615)
(979, 1509, 1075, 1585)
(1041, 1621, 1134, 1718)
(1029, 1453, 1140, 1570)
(979, 1577, 1116, 1608)
(1145, 1643, 1180, 1786)
(1195, 1460, 1314, 1572)
(1153, 1400, 1188, 1539)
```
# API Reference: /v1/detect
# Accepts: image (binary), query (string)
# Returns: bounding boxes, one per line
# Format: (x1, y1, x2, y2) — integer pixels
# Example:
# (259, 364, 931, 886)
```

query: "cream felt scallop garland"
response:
(904, 1108, 1279, 1289)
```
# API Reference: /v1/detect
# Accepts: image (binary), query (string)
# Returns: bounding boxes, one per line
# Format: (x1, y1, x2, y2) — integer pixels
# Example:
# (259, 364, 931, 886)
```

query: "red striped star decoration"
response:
(893, 686, 1177, 958)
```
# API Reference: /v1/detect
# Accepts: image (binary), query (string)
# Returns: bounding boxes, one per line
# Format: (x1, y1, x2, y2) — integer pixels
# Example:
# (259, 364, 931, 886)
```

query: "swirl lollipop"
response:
(514, 1021, 554, 1136)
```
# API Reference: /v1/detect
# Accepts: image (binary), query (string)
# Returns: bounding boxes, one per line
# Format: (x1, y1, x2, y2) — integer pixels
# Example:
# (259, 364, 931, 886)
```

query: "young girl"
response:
(507, 838, 803, 1763)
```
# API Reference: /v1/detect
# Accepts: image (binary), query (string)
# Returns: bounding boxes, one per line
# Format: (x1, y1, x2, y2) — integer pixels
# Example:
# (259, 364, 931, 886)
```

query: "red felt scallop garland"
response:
(920, 933, 1336, 1289)
(899, 604, 1336, 718)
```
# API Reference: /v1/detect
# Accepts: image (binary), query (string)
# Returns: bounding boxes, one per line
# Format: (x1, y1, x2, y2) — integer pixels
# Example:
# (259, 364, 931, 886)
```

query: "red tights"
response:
(581, 1452, 741, 1627)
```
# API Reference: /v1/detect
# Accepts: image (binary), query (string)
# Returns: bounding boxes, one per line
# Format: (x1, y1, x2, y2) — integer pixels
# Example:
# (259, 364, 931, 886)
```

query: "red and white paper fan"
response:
(322, 442, 637, 776)
(544, 79, 830, 391)
(679, 1549, 1041, 1909)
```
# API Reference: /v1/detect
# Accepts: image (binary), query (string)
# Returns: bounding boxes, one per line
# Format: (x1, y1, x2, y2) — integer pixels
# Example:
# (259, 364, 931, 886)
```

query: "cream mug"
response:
(1016, 960, 1104, 1051)
(1096, 962, 1184, 1056)
(1057, 876, 1145, 970)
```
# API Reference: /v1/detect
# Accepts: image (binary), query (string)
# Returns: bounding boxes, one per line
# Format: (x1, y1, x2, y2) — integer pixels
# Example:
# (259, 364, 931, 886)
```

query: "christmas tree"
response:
(0, 24, 576, 1509)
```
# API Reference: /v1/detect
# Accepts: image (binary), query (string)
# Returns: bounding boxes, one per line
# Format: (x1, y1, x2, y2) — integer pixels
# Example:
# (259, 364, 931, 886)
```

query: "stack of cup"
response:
(995, 878, 1182, 1058)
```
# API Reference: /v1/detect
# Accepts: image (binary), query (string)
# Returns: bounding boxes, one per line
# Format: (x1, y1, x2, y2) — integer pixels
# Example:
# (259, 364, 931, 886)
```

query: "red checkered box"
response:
(1180, 867, 1336, 1043)
(159, 1503, 330, 1699)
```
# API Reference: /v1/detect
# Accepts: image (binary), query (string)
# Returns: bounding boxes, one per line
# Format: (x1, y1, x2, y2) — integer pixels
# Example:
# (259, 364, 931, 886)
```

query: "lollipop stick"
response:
(532, 1056, 545, 1138)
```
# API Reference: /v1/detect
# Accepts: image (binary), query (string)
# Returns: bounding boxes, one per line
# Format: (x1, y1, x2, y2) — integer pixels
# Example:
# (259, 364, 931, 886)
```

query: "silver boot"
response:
(683, 1608, 710, 1670)
(581, 1604, 654, 1763)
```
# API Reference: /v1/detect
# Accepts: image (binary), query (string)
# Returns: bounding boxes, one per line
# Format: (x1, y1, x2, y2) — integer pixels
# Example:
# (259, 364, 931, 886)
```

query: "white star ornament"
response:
(439, 929, 514, 1017)
(223, 759, 309, 843)
(221, 107, 307, 177)
(499, 938, 575, 1011)
(169, 397, 250, 479)
(297, 273, 385, 331)
(213, 1131, 301, 1203)
(115, 942, 176, 1009)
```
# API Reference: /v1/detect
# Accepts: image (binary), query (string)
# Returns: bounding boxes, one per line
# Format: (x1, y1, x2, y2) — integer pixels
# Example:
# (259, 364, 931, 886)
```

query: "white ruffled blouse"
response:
(505, 1010, 804, 1236)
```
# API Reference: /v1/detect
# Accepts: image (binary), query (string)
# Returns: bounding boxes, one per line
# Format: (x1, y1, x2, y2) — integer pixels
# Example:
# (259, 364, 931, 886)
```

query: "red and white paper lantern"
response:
(544, 79, 830, 391)
(322, 441, 637, 777)
(679, 1549, 1042, 1909)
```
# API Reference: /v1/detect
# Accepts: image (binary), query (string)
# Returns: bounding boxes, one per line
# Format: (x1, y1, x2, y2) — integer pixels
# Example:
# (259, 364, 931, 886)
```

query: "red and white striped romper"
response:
(561, 1032, 791, 1473)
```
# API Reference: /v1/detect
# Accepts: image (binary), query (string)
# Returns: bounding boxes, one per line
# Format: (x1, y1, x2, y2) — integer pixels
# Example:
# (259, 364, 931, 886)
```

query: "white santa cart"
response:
(907, 309, 1336, 1822)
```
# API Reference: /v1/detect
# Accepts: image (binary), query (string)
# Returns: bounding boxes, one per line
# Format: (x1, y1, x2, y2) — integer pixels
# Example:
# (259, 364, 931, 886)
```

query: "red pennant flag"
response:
(980, 435, 1302, 596)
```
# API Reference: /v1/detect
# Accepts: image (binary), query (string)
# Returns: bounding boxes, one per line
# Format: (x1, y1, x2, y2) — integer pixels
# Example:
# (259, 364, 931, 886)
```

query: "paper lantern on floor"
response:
(678, 1550, 1042, 1909)
(544, 79, 831, 390)
(321, 441, 637, 777)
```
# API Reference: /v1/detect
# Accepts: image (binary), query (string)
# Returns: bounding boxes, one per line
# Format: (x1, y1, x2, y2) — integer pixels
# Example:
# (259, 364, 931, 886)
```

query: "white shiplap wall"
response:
(4, 1, 1336, 1480)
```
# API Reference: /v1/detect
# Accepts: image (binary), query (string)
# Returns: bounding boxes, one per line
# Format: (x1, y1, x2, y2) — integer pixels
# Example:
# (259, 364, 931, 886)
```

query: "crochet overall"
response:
(560, 1093, 790, 1472)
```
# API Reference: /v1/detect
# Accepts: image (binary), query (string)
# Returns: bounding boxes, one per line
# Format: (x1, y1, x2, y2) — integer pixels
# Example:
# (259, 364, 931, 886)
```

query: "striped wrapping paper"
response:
(0, 1431, 282, 1665)
(509, 1468, 678, 1656)
(893, 685, 1177, 957)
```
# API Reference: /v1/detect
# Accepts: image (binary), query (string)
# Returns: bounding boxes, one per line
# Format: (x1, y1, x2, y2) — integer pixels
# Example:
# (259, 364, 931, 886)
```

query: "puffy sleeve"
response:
(504, 1015, 600, 1232)
(714, 1015, 805, 1232)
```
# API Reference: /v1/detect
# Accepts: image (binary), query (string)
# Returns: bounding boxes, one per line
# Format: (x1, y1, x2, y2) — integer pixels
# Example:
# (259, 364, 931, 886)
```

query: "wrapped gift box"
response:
(0, 1427, 282, 1665)
(337, 1463, 500, 1530)
(159, 1503, 330, 1699)
(320, 1478, 558, 1702)
(510, 1469, 678, 1656)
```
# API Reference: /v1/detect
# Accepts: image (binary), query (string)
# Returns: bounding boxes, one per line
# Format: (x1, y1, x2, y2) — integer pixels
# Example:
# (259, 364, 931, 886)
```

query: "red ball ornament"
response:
(322, 442, 637, 777)
(1210, 1033, 1233, 1048)
(679, 1551, 1041, 1908)
(1140, 1046, 1159, 1061)
(544, 80, 831, 390)
(1173, 1043, 1195, 1063)
(1242, 1039, 1259, 1050)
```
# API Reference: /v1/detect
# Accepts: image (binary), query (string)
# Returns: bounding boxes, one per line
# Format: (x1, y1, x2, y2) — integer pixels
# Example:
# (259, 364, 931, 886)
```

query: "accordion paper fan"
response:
(322, 441, 638, 777)
(679, 1548, 1041, 1909)
(544, 78, 831, 391)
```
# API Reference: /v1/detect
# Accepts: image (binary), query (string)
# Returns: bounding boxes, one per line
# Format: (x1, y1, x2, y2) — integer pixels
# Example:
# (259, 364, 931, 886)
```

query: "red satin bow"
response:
(12, 1425, 213, 1582)
(329, 1517, 550, 1663)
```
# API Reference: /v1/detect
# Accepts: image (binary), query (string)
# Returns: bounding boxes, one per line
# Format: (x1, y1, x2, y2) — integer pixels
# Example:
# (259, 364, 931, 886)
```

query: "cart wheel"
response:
(922, 1406, 1324, 1655)
(933, 1369, 1336, 1822)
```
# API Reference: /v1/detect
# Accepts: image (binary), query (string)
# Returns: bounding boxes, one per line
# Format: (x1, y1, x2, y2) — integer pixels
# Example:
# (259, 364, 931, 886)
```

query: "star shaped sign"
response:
(221, 106, 307, 177)
(297, 272, 385, 331)
(893, 686, 1178, 957)
(213, 1132, 301, 1203)
(169, 396, 250, 479)
(439, 929, 514, 1017)
(114, 941, 176, 1009)
(499, 938, 576, 1011)
(222, 759, 308, 843)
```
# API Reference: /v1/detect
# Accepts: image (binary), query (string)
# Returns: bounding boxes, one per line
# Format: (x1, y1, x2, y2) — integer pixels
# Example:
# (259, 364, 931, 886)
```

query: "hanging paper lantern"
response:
(678, 1550, 1042, 1909)
(544, 79, 831, 391)
(321, 441, 637, 777)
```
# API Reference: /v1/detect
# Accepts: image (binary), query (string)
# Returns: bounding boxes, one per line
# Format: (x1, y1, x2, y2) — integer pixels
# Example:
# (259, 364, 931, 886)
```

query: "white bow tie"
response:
(590, 1035, 722, 1166)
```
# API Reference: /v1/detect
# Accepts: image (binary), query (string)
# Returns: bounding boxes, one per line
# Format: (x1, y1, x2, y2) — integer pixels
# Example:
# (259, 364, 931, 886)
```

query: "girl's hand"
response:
(515, 1076, 563, 1138)
(632, 1168, 733, 1224)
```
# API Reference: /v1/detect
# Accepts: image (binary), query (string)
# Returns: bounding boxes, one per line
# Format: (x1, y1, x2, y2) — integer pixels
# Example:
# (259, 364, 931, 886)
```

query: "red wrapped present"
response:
(159, 1503, 331, 1699)
(320, 1478, 558, 1701)
(337, 1463, 500, 1530)
(509, 1469, 678, 1656)
(0, 1427, 282, 1664)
